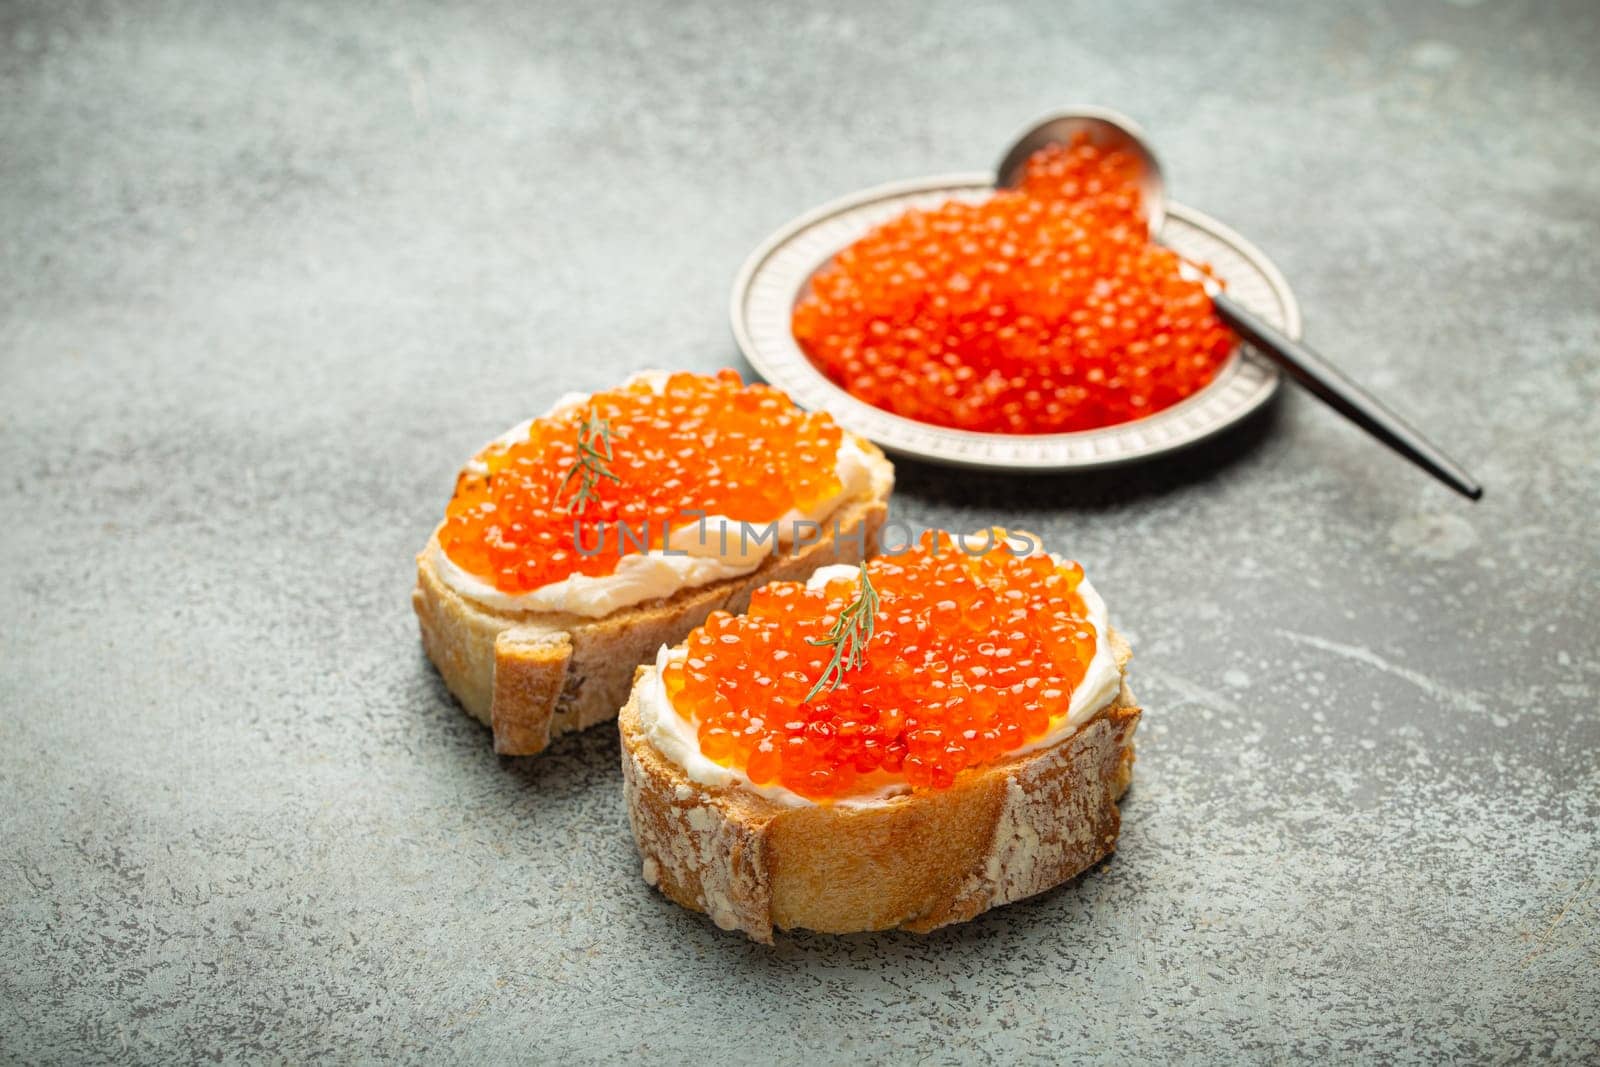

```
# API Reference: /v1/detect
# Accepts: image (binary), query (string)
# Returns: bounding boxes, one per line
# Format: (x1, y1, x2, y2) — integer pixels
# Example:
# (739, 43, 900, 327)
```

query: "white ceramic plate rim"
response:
(730, 171, 1303, 471)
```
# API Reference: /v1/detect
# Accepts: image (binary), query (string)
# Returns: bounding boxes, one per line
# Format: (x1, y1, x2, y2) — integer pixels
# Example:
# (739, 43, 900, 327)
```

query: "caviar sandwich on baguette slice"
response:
(619, 529, 1139, 941)
(414, 369, 894, 755)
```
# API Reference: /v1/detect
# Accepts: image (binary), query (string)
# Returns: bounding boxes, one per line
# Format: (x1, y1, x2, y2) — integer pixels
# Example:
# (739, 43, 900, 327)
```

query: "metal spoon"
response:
(997, 108, 1483, 501)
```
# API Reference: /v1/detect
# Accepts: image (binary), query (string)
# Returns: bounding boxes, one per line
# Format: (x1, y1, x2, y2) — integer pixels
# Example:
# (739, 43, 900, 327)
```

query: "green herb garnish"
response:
(555, 414, 620, 514)
(803, 562, 880, 702)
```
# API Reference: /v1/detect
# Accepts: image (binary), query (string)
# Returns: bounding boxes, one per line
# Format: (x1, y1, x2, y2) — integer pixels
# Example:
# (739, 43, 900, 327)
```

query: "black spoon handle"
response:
(1210, 290, 1483, 501)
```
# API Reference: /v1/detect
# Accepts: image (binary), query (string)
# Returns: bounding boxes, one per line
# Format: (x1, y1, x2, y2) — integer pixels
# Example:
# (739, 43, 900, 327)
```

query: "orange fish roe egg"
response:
(662, 531, 1101, 802)
(791, 136, 1235, 434)
(438, 370, 843, 594)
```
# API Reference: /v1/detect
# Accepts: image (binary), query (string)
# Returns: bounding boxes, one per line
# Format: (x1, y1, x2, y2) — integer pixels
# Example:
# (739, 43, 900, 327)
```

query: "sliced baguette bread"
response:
(413, 434, 893, 756)
(619, 630, 1138, 942)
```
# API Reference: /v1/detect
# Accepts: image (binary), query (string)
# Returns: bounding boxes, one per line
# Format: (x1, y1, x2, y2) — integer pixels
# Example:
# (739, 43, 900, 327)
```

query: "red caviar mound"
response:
(661, 531, 1101, 802)
(791, 137, 1235, 434)
(439, 370, 843, 594)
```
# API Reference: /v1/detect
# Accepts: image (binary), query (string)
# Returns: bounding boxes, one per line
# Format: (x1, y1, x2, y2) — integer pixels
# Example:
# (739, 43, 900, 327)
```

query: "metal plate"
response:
(731, 172, 1301, 471)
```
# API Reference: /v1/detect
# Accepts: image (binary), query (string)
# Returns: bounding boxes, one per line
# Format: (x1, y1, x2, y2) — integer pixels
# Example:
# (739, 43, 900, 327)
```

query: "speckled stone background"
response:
(2, 0, 1596, 1062)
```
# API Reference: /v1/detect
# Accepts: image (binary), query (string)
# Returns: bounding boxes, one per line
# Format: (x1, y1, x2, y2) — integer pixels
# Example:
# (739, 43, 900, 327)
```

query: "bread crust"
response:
(413, 436, 894, 755)
(619, 632, 1138, 942)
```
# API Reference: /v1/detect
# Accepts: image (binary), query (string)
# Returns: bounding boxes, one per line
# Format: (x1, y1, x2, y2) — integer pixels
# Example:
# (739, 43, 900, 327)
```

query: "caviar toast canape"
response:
(413, 369, 894, 755)
(619, 530, 1139, 941)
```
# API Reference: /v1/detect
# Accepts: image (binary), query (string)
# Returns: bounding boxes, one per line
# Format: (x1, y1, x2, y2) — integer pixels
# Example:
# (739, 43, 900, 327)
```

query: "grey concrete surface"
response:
(2, 0, 1597, 1062)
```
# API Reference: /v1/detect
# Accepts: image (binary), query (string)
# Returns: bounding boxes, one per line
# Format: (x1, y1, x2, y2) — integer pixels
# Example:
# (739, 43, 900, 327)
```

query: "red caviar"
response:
(439, 370, 842, 593)
(661, 531, 1100, 802)
(792, 137, 1235, 434)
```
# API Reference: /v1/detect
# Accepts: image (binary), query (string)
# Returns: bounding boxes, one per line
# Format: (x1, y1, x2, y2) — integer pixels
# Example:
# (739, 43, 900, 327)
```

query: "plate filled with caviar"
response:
(731, 127, 1300, 471)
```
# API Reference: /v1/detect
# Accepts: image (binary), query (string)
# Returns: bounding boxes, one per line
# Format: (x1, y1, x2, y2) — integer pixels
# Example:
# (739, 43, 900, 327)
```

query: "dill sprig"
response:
(555, 414, 620, 514)
(803, 562, 880, 703)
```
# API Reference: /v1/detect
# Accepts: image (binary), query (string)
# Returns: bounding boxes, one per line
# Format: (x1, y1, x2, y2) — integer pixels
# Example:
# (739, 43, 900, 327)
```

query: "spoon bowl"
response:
(995, 106, 1167, 236)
